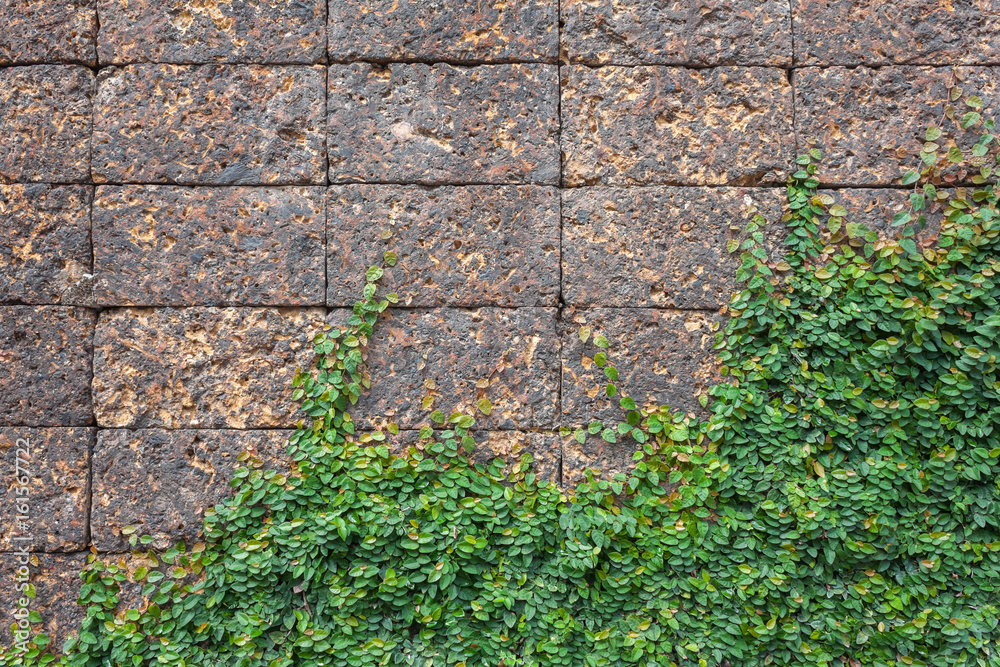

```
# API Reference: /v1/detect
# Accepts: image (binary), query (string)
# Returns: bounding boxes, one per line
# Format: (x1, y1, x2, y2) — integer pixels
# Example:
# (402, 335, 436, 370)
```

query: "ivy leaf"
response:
(900, 171, 920, 186)
(476, 398, 492, 416)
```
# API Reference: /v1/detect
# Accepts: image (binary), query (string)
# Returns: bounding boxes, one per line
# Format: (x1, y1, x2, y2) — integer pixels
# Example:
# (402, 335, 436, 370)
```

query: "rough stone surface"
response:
(92, 429, 290, 551)
(795, 66, 1000, 186)
(328, 185, 560, 307)
(0, 307, 95, 426)
(0, 553, 86, 650)
(0, 0, 96, 65)
(563, 0, 791, 66)
(563, 186, 785, 308)
(92, 186, 325, 306)
(561, 309, 720, 424)
(341, 308, 560, 430)
(561, 66, 794, 186)
(92, 65, 326, 185)
(97, 0, 325, 64)
(794, 0, 1000, 66)
(391, 430, 561, 483)
(0, 428, 92, 552)
(93, 307, 326, 429)
(0, 66, 94, 184)
(327, 0, 557, 63)
(0, 185, 92, 305)
(562, 431, 635, 486)
(329, 63, 560, 185)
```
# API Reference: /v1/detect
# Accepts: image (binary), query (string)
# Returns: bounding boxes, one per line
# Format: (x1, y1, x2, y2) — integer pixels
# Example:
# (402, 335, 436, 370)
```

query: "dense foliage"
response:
(5, 92, 1000, 666)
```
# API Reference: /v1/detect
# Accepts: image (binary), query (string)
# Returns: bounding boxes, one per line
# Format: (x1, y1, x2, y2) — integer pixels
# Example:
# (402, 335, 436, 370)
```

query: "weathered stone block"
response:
(98, 0, 325, 64)
(341, 308, 560, 430)
(327, 0, 557, 62)
(561, 66, 794, 186)
(92, 429, 290, 551)
(92, 186, 325, 306)
(0, 553, 86, 652)
(0, 0, 96, 65)
(327, 185, 560, 307)
(562, 431, 635, 486)
(0, 66, 94, 183)
(795, 66, 999, 186)
(93, 65, 326, 185)
(0, 307, 95, 426)
(562, 186, 785, 308)
(391, 430, 561, 483)
(329, 64, 560, 185)
(93, 307, 326, 428)
(793, 0, 1000, 66)
(0, 185, 92, 305)
(563, 0, 791, 66)
(561, 309, 720, 423)
(0, 428, 91, 552)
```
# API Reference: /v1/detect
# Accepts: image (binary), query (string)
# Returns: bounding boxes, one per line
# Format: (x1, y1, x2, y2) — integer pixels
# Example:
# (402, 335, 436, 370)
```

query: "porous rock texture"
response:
(328, 0, 559, 63)
(92, 64, 326, 185)
(0, 307, 95, 426)
(1, 0, 983, 650)
(0, 66, 94, 183)
(98, 0, 326, 64)
(0, 0, 96, 65)
(342, 307, 561, 430)
(0, 185, 92, 305)
(327, 185, 560, 307)
(92, 429, 291, 550)
(793, 0, 1000, 66)
(0, 428, 92, 552)
(93, 307, 326, 429)
(563, 0, 792, 66)
(92, 186, 325, 305)
(561, 65, 795, 186)
(328, 63, 560, 184)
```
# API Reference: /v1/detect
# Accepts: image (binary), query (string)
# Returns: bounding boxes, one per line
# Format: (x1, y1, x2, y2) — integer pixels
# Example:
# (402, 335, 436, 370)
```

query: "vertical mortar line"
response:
(787, 0, 799, 157)
(556, 0, 565, 487)
(323, 65, 330, 309)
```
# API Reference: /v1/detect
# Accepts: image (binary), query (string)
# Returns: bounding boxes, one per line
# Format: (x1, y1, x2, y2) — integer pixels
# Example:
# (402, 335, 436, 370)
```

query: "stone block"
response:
(563, 0, 791, 66)
(0, 307, 95, 426)
(327, 0, 558, 62)
(795, 66, 999, 186)
(93, 65, 326, 185)
(0, 553, 86, 653)
(0, 185, 92, 305)
(561, 309, 720, 423)
(391, 430, 561, 483)
(793, 0, 1000, 66)
(92, 429, 290, 551)
(93, 307, 326, 428)
(0, 66, 93, 183)
(562, 186, 785, 308)
(327, 185, 560, 307)
(0, 0, 96, 65)
(98, 0, 325, 64)
(0, 428, 92, 552)
(342, 307, 561, 430)
(92, 186, 325, 306)
(328, 63, 560, 185)
(561, 65, 794, 186)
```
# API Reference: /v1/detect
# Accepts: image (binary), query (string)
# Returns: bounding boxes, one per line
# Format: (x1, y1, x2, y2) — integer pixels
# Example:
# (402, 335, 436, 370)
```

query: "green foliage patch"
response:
(5, 92, 1000, 666)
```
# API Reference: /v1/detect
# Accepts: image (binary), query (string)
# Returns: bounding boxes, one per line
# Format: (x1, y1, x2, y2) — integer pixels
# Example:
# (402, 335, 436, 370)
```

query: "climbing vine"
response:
(5, 88, 1000, 666)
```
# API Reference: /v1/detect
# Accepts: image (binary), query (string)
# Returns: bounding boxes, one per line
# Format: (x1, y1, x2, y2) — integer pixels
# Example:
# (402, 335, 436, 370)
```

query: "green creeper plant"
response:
(4, 89, 1000, 666)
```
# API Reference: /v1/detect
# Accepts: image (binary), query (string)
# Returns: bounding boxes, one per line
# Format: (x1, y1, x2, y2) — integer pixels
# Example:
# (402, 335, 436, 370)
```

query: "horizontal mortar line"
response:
(85, 304, 723, 312)
(327, 56, 558, 67)
(0, 423, 97, 429)
(86, 425, 564, 433)
(0, 550, 93, 555)
(8, 59, 1000, 72)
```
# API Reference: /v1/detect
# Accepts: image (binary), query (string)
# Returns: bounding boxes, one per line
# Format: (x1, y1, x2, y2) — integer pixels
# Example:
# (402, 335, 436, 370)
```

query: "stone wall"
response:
(1, 0, 995, 648)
